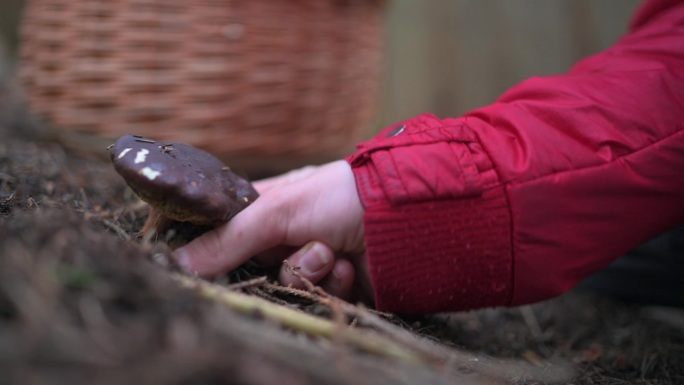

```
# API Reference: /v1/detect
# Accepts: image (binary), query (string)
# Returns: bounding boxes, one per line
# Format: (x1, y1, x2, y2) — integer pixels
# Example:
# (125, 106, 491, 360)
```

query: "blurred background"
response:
(0, 0, 24, 81)
(378, 0, 641, 125)
(1, 0, 642, 167)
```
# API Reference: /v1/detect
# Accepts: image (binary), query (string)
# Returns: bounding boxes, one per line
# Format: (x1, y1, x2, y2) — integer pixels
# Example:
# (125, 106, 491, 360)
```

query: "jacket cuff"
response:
(346, 114, 514, 314)
(362, 188, 512, 314)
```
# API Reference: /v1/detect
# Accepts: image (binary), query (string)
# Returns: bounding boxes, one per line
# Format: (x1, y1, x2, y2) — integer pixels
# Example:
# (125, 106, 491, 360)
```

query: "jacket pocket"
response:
(370, 140, 484, 205)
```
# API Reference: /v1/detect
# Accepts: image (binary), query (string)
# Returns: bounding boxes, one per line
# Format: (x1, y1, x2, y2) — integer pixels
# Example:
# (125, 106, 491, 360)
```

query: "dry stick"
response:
(172, 273, 427, 365)
(245, 286, 292, 307)
(280, 261, 372, 358)
(272, 283, 463, 369)
(282, 259, 325, 296)
(260, 278, 451, 361)
(224, 276, 268, 291)
(0, 172, 16, 182)
(262, 281, 392, 321)
(261, 276, 574, 383)
(268, 265, 458, 364)
(519, 305, 544, 341)
(254, 266, 476, 376)
(100, 219, 131, 241)
(174, 274, 574, 383)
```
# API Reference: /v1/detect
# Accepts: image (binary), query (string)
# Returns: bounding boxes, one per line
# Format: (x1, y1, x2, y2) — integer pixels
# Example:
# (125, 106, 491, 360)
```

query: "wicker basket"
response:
(19, 0, 387, 175)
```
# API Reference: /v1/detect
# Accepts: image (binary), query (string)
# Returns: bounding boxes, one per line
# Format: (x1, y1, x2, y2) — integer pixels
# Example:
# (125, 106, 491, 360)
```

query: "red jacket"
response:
(347, 0, 684, 314)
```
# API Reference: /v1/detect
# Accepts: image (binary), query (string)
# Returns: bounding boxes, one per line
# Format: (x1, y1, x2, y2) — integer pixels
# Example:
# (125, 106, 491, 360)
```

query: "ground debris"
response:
(1, 103, 682, 384)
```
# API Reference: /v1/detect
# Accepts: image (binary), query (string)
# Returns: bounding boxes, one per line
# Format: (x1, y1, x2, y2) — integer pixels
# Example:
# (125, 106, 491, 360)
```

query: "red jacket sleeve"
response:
(346, 0, 684, 314)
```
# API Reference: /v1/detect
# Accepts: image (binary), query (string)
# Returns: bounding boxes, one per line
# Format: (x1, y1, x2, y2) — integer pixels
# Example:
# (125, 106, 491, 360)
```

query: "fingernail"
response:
(300, 242, 331, 274)
(329, 266, 343, 289)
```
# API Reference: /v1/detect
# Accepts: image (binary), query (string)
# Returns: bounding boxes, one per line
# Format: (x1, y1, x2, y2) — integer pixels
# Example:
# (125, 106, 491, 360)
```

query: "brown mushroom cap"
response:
(110, 135, 258, 226)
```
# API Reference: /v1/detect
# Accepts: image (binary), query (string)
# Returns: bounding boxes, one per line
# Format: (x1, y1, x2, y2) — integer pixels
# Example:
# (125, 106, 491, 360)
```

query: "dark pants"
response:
(579, 225, 684, 308)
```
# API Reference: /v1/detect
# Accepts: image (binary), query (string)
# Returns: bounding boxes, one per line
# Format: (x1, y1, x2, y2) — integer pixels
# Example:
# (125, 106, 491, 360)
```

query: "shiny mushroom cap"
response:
(110, 135, 258, 226)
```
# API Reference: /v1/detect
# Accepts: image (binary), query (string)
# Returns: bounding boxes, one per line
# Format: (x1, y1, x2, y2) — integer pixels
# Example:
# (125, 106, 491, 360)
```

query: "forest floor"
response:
(1, 85, 683, 385)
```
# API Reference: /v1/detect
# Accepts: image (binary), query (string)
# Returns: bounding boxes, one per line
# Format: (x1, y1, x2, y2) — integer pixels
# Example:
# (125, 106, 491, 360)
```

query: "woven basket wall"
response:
(19, 0, 387, 174)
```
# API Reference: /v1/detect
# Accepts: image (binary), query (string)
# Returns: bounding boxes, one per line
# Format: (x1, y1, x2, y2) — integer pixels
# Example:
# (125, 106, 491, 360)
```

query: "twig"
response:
(245, 286, 292, 307)
(26, 197, 39, 208)
(0, 172, 16, 182)
(172, 274, 575, 383)
(519, 305, 544, 341)
(282, 259, 329, 297)
(172, 274, 427, 365)
(263, 282, 439, 354)
(100, 219, 132, 241)
(79, 187, 90, 211)
(262, 281, 321, 302)
(224, 276, 268, 291)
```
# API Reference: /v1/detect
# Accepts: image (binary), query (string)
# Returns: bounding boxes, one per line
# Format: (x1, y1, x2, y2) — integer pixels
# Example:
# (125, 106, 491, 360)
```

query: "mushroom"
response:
(109, 135, 259, 244)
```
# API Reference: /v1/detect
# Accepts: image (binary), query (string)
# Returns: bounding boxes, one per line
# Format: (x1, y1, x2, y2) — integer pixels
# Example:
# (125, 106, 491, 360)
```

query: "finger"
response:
(252, 166, 319, 194)
(173, 192, 299, 277)
(279, 242, 335, 288)
(319, 259, 355, 301)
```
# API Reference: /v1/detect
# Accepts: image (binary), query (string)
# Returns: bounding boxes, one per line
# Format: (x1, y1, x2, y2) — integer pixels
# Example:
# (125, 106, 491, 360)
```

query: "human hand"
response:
(173, 160, 373, 303)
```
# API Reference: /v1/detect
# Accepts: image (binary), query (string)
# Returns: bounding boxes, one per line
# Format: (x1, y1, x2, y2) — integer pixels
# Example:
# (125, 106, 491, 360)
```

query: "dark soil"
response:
(1, 86, 683, 385)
